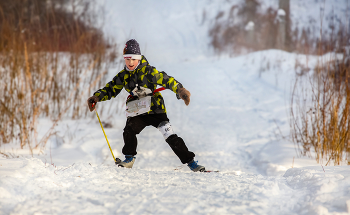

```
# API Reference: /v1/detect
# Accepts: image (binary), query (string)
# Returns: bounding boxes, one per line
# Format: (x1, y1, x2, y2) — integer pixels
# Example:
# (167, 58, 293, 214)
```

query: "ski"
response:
(203, 170, 219, 173)
(116, 157, 218, 172)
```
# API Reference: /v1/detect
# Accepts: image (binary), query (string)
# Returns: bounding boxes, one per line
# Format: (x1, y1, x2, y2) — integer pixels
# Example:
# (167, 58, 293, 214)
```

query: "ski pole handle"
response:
(89, 99, 96, 108)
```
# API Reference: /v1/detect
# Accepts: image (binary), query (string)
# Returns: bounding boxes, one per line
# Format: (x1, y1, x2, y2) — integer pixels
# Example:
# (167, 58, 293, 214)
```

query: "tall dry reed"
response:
(0, 0, 118, 154)
(289, 1, 350, 165)
(290, 52, 350, 165)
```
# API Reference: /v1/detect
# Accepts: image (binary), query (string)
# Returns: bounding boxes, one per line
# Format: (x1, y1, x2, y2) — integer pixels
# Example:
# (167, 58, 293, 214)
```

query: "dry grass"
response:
(0, 0, 118, 154)
(289, 1, 350, 165)
(290, 53, 350, 165)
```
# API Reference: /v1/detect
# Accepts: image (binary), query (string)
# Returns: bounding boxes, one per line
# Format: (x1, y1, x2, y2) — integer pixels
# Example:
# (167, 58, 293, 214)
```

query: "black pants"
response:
(122, 113, 195, 164)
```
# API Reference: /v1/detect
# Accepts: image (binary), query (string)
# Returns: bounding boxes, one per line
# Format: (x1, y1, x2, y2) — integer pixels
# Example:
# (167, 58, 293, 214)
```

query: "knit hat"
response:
(123, 39, 141, 60)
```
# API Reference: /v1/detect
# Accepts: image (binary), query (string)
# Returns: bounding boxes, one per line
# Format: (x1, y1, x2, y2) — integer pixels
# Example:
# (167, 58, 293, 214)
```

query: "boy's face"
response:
(125, 58, 140, 71)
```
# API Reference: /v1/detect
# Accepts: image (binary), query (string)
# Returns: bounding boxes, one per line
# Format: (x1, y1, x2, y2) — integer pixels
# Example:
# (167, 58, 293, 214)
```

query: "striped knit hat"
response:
(123, 39, 141, 60)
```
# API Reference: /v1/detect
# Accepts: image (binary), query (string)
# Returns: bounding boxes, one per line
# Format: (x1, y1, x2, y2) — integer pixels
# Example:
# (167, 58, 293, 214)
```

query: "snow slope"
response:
(1, 0, 350, 214)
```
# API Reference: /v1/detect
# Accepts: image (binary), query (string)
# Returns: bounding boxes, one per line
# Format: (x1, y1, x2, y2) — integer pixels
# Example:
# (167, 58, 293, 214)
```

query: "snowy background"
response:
(1, 0, 350, 214)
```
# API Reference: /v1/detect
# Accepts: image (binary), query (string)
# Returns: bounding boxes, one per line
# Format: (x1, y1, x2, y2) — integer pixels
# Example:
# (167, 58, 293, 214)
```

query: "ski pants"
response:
(122, 113, 195, 164)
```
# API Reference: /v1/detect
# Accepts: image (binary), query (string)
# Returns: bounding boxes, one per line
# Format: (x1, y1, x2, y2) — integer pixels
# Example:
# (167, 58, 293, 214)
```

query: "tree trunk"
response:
(278, 0, 291, 50)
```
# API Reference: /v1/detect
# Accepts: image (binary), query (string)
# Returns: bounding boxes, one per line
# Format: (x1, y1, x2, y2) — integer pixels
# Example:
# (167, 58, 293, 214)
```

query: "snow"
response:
(1, 0, 350, 214)
(278, 9, 286, 16)
(245, 21, 255, 31)
(1, 157, 349, 214)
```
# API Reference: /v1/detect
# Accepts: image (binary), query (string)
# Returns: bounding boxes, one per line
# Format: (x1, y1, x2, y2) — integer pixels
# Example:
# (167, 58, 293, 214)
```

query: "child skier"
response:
(87, 39, 205, 172)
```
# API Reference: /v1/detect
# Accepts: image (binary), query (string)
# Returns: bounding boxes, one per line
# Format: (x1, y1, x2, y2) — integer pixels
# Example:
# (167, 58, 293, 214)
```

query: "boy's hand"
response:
(87, 95, 99, 112)
(178, 88, 191, 106)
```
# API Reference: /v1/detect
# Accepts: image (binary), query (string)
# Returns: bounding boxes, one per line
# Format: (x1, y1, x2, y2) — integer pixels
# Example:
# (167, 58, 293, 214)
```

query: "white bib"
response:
(125, 96, 152, 118)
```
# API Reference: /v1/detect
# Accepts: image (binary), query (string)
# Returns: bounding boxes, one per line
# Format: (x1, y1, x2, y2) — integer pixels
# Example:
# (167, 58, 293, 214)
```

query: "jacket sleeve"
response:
(93, 70, 125, 101)
(146, 67, 183, 94)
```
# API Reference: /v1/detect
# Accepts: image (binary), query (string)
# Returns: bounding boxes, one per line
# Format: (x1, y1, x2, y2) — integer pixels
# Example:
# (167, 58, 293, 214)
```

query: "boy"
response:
(87, 39, 205, 172)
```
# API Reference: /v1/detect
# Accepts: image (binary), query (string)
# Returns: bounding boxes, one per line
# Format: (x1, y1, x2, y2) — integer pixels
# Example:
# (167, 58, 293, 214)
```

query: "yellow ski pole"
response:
(91, 102, 116, 161)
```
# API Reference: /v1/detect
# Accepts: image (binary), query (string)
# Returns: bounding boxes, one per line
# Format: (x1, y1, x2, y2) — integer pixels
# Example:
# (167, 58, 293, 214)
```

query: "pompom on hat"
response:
(123, 39, 141, 60)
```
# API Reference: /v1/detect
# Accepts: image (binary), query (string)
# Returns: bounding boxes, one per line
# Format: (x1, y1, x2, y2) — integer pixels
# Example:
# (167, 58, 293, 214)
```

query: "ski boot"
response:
(187, 160, 205, 172)
(116, 155, 136, 168)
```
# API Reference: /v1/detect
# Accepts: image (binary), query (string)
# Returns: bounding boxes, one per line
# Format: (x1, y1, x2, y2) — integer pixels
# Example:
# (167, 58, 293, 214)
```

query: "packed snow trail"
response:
(1, 157, 350, 214)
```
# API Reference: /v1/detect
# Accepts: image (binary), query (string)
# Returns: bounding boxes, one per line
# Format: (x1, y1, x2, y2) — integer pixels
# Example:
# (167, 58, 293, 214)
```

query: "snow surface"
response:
(1, 0, 350, 214)
(1, 157, 350, 214)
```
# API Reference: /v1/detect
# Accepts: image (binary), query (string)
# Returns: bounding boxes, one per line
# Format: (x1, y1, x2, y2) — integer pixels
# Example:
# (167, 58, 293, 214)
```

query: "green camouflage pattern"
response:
(93, 55, 182, 115)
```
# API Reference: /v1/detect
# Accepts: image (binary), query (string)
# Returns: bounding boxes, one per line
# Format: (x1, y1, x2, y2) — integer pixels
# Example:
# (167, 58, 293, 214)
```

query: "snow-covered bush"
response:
(208, 0, 349, 55)
(208, 0, 282, 55)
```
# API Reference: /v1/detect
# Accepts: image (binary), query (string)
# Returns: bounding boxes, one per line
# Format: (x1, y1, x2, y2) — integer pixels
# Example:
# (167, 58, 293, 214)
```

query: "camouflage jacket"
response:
(93, 55, 183, 115)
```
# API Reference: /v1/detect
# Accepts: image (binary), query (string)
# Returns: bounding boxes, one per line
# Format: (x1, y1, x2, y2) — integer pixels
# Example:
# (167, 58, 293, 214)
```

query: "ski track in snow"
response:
(1, 0, 350, 214)
(1, 158, 350, 214)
